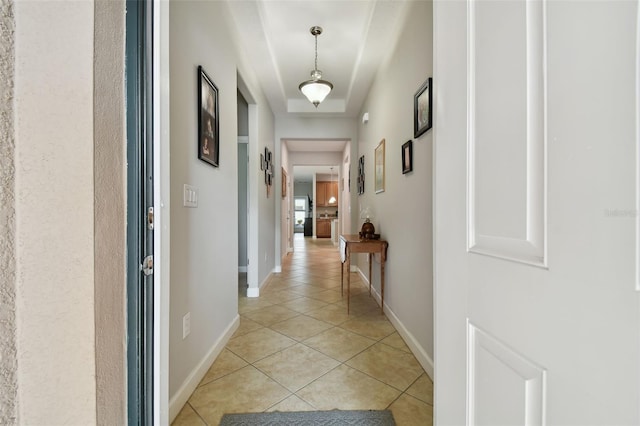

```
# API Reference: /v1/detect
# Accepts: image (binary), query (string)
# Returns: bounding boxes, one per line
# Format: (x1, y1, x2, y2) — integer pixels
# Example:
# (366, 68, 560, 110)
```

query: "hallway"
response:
(172, 235, 433, 425)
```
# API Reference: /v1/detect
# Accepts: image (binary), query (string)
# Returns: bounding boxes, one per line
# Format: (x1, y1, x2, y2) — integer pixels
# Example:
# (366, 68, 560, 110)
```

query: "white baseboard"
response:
(385, 305, 434, 380)
(238, 266, 247, 273)
(168, 315, 240, 423)
(274, 265, 282, 273)
(247, 287, 260, 297)
(356, 267, 434, 381)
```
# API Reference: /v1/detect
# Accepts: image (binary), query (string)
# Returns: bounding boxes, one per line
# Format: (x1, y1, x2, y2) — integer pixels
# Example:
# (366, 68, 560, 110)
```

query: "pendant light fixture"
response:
(299, 26, 333, 108)
(328, 167, 336, 204)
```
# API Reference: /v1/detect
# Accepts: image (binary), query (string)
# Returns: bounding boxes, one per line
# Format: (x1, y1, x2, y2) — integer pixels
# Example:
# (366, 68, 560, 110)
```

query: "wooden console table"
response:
(340, 234, 389, 314)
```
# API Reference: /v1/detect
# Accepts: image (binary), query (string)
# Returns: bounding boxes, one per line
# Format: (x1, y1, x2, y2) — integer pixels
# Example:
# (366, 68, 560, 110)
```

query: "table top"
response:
(340, 234, 387, 244)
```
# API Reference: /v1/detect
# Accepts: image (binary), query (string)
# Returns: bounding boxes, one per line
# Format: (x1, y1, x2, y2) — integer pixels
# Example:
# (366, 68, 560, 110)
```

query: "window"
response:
(294, 197, 307, 226)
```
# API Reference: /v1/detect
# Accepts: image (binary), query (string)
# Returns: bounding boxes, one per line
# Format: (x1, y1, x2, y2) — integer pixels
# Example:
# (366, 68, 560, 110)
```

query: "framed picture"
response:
(357, 155, 365, 195)
(414, 77, 432, 138)
(281, 167, 287, 198)
(198, 66, 219, 167)
(260, 154, 264, 171)
(375, 139, 385, 193)
(402, 140, 413, 174)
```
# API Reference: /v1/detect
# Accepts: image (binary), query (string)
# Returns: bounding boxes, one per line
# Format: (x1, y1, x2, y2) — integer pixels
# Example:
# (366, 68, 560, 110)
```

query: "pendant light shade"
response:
(299, 26, 333, 108)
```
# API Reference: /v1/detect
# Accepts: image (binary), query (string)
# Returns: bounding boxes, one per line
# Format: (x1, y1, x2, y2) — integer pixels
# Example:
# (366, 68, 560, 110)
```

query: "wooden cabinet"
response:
(317, 219, 331, 238)
(316, 182, 327, 206)
(316, 181, 338, 207)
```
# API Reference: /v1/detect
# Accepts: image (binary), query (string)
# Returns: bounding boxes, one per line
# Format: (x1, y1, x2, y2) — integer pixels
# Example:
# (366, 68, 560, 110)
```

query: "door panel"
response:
(434, 0, 639, 424)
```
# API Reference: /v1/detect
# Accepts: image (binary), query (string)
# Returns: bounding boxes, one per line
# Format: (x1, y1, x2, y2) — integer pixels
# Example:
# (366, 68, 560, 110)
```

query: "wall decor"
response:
(281, 167, 287, 198)
(414, 77, 432, 138)
(375, 139, 385, 193)
(260, 154, 265, 171)
(402, 140, 413, 174)
(198, 65, 219, 167)
(263, 147, 273, 197)
(357, 155, 365, 195)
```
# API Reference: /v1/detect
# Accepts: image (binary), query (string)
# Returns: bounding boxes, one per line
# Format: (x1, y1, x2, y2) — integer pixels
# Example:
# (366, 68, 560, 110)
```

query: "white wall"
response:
(280, 143, 291, 255)
(168, 0, 239, 401)
(341, 143, 352, 235)
(356, 0, 434, 375)
(237, 93, 248, 270)
(168, 1, 276, 416)
(13, 0, 99, 423)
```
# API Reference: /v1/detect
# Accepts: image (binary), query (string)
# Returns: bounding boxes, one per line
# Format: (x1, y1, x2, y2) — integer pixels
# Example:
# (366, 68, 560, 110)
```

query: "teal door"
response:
(126, 0, 154, 423)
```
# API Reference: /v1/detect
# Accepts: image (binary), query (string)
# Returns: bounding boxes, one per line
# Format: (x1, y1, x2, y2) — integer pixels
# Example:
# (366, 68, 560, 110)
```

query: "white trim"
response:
(274, 266, 282, 273)
(467, 322, 546, 426)
(238, 266, 247, 273)
(154, 0, 170, 424)
(168, 315, 240, 423)
(355, 267, 434, 380)
(385, 304, 434, 380)
(247, 287, 260, 298)
(466, 0, 547, 268)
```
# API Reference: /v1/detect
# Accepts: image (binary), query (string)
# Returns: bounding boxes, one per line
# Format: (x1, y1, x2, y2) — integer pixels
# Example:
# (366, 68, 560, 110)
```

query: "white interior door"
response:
(434, 0, 640, 424)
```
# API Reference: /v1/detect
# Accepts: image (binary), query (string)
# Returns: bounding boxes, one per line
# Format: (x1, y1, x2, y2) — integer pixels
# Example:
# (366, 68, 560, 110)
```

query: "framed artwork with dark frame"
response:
(402, 140, 413, 174)
(198, 66, 219, 167)
(375, 139, 385, 194)
(357, 155, 365, 195)
(414, 77, 432, 138)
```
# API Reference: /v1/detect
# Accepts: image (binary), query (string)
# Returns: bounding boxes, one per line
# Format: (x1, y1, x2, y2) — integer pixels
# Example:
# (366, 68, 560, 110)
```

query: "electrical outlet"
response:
(182, 312, 191, 339)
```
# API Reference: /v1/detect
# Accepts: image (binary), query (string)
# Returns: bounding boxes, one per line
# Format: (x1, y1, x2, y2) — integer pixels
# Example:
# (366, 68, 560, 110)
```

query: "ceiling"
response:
(227, 0, 411, 118)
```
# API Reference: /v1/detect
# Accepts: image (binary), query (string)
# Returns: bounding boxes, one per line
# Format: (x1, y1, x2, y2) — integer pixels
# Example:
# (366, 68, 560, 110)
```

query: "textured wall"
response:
(94, 0, 126, 424)
(0, 0, 16, 423)
(14, 1, 97, 423)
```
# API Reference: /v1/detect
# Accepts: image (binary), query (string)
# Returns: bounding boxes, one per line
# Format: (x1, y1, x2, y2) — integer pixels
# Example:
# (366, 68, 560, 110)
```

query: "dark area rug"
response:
(219, 409, 396, 425)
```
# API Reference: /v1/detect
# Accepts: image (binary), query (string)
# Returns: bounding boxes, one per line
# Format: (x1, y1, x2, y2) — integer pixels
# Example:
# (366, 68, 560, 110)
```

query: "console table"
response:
(340, 234, 389, 314)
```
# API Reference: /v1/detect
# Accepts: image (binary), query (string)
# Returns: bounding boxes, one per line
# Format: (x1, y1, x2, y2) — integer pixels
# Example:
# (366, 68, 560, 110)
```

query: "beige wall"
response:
(94, 0, 126, 424)
(14, 0, 97, 423)
(10, 0, 127, 423)
(0, 0, 16, 423)
(356, 0, 434, 375)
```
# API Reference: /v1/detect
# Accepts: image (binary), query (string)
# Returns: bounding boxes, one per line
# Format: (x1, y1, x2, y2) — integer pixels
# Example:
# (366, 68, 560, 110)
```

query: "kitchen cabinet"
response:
(317, 219, 331, 238)
(316, 181, 338, 207)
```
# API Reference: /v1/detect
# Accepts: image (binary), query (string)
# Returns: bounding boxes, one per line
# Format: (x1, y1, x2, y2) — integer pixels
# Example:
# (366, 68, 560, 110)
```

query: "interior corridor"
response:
(172, 234, 433, 425)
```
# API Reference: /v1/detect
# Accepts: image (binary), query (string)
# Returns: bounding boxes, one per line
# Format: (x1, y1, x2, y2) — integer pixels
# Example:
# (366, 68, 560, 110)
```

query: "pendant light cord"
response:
(314, 34, 318, 72)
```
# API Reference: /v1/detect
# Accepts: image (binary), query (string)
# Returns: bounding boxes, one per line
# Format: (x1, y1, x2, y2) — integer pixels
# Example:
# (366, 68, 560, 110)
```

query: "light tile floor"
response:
(172, 234, 433, 425)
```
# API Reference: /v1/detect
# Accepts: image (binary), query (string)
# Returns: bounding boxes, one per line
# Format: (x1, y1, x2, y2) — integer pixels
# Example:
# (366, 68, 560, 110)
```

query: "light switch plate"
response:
(184, 184, 198, 208)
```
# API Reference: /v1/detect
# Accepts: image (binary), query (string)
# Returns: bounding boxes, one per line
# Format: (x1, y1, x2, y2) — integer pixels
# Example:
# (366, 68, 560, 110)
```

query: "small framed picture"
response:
(357, 155, 365, 195)
(198, 66, 219, 167)
(281, 167, 287, 198)
(414, 77, 432, 138)
(402, 140, 413, 174)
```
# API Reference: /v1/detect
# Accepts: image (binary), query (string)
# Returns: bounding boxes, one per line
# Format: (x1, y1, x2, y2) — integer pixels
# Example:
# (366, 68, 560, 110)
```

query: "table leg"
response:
(340, 261, 344, 296)
(368, 253, 372, 297)
(380, 258, 385, 315)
